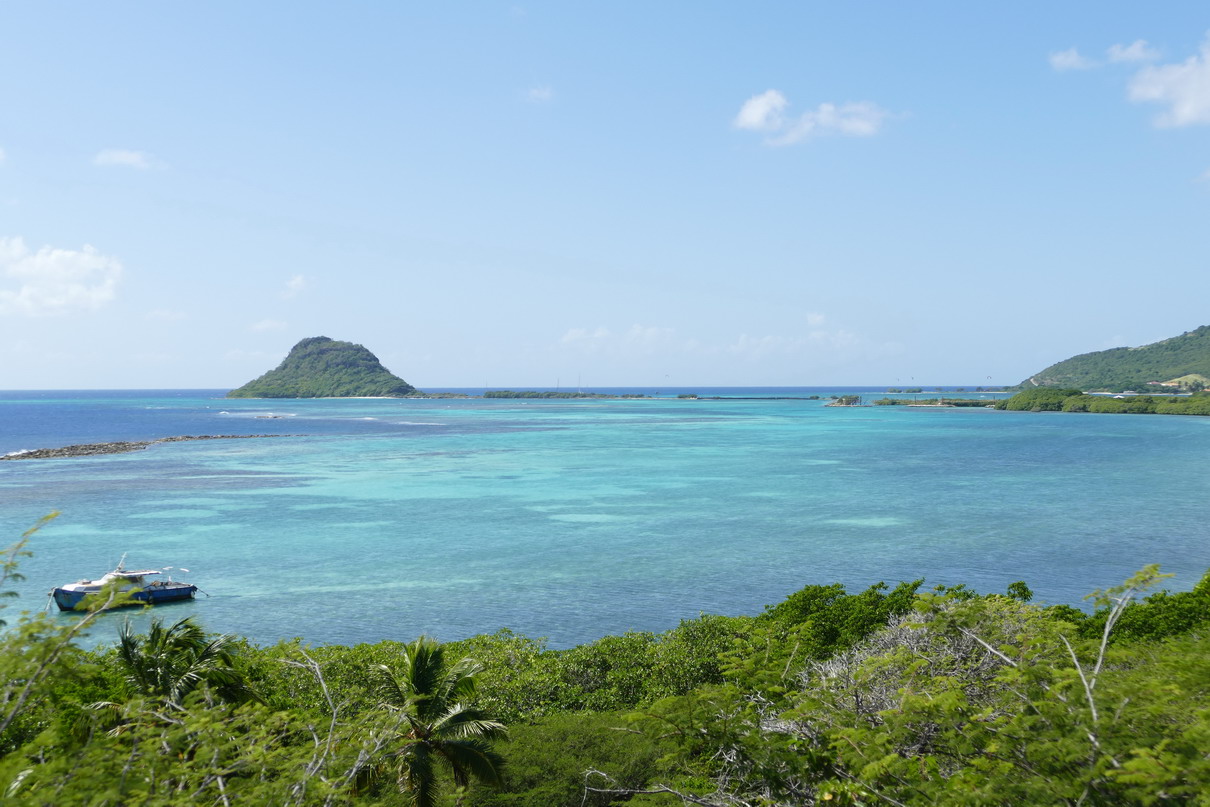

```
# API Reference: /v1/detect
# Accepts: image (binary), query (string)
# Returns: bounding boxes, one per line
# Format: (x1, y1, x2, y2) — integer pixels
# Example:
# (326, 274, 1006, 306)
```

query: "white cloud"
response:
(1050, 47, 1097, 71)
(527, 86, 554, 103)
(250, 319, 287, 332)
(282, 274, 308, 299)
(0, 146, 6, 164)
(775, 102, 888, 144)
(93, 149, 156, 169)
(805, 312, 826, 327)
(1108, 40, 1160, 63)
(734, 91, 889, 146)
(1198, 168, 1210, 182)
(734, 89, 788, 132)
(1128, 34, 1210, 127)
(0, 237, 122, 316)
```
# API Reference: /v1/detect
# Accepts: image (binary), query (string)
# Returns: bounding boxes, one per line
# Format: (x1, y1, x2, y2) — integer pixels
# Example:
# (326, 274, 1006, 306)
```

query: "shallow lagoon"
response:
(2, 388, 1207, 648)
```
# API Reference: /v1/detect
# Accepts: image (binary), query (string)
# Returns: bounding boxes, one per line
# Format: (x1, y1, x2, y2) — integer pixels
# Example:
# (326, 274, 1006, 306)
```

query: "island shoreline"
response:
(2, 434, 289, 461)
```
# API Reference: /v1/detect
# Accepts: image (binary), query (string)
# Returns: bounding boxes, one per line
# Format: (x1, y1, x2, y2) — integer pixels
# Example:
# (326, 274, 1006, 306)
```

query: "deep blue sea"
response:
(2, 388, 1207, 649)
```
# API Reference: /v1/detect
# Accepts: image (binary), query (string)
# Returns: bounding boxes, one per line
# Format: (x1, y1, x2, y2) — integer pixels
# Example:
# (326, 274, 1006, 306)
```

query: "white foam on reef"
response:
(3, 449, 33, 458)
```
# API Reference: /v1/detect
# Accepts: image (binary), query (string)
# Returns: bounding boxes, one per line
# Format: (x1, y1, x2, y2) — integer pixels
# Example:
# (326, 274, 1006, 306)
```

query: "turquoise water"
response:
(2, 389, 1207, 648)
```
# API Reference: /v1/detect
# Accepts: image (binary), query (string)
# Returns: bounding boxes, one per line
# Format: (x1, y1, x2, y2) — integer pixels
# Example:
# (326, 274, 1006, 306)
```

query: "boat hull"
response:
(52, 583, 198, 611)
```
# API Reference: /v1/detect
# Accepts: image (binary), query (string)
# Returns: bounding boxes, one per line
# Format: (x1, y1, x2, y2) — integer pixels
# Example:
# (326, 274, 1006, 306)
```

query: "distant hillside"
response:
(1022, 326, 1210, 391)
(227, 337, 417, 398)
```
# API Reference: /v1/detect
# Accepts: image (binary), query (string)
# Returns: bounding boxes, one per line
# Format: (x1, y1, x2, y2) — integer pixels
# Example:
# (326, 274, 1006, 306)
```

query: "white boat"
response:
(51, 561, 198, 611)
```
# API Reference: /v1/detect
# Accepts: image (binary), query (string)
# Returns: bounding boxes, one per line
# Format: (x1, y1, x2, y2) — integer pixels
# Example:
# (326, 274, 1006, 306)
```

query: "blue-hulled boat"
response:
(52, 562, 198, 611)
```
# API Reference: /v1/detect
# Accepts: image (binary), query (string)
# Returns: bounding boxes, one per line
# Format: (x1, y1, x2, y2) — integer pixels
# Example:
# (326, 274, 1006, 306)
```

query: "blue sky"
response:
(2, 2, 1208, 389)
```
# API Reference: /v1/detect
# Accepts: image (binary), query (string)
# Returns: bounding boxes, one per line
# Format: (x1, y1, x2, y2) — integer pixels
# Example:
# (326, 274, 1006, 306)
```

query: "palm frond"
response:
(431, 702, 507, 741)
(109, 616, 258, 706)
(374, 663, 414, 710)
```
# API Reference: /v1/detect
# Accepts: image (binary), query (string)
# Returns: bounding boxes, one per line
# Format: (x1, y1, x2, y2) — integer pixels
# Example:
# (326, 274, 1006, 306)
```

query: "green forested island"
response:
(1022, 325, 1210, 391)
(4, 517, 1209, 806)
(228, 336, 418, 398)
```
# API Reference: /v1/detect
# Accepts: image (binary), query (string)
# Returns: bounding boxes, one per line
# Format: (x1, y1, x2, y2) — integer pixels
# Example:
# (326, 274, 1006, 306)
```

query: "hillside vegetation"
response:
(1022, 325, 1210, 391)
(227, 336, 417, 398)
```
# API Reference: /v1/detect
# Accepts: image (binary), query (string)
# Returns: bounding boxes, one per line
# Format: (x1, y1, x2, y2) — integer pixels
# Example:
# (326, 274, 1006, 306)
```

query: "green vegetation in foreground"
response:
(1021, 324, 1210, 391)
(4, 516, 1210, 805)
(996, 386, 1210, 415)
(483, 390, 648, 399)
(228, 336, 418, 398)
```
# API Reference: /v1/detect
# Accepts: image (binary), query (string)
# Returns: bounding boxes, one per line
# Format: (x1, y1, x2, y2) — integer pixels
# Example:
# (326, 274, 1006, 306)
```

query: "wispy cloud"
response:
(562, 326, 612, 344)
(726, 333, 809, 360)
(0, 236, 122, 316)
(250, 319, 287, 332)
(1108, 40, 1160, 63)
(282, 274, 308, 299)
(1129, 33, 1210, 127)
(0, 146, 6, 165)
(527, 86, 554, 103)
(558, 319, 899, 365)
(1051, 40, 1159, 73)
(1049, 47, 1097, 71)
(726, 327, 863, 361)
(776, 102, 888, 144)
(734, 90, 889, 146)
(93, 149, 159, 169)
(1050, 34, 1210, 131)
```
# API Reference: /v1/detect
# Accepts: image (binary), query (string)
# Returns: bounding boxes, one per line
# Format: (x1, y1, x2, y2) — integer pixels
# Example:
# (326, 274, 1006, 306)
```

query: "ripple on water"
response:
(822, 516, 906, 527)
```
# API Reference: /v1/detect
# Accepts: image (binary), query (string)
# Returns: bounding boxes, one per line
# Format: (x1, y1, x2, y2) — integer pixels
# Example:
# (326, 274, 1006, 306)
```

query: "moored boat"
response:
(51, 562, 198, 611)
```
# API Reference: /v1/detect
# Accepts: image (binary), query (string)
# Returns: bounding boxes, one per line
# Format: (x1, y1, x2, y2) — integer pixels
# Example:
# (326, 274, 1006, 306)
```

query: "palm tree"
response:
(113, 616, 260, 706)
(370, 636, 507, 807)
